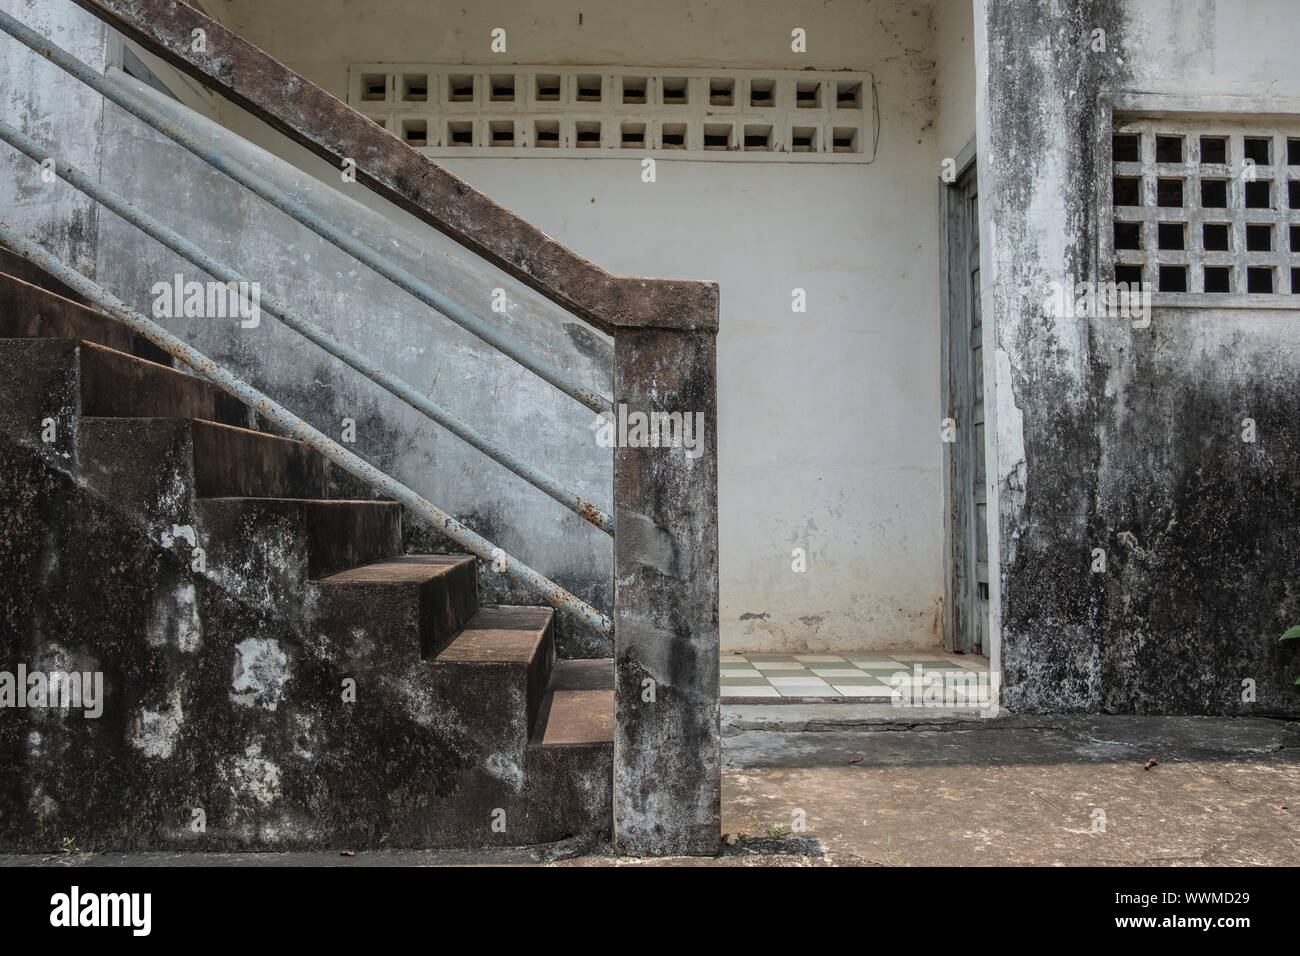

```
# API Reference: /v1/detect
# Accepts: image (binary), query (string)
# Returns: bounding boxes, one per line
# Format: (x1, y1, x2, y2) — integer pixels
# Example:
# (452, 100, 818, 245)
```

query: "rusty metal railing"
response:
(0, 8, 615, 634)
(0, 111, 613, 536)
(0, 11, 612, 418)
(0, 223, 614, 637)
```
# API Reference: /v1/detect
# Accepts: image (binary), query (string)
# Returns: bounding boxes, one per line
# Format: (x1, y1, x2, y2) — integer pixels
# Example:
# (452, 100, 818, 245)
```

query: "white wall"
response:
(1125, 0, 1300, 95)
(935, 0, 975, 162)
(0, 0, 960, 655)
(208, 0, 952, 653)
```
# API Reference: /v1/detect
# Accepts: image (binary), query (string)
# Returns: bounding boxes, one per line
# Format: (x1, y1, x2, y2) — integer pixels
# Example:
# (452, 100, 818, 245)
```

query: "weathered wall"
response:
(934, 0, 975, 161)
(208, 0, 951, 654)
(977, 0, 1300, 714)
(90, 70, 617, 656)
(0, 0, 224, 250)
(0, 316, 608, 851)
(0, 0, 107, 273)
(4, 0, 966, 657)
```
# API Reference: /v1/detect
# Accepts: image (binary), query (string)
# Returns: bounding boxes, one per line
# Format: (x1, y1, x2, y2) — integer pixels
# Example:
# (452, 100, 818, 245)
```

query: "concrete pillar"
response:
(612, 325, 720, 856)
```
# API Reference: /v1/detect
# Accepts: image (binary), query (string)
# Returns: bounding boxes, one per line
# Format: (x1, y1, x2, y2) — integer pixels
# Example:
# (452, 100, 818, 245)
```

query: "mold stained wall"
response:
(0, 0, 108, 272)
(1, 0, 959, 656)
(977, 0, 1300, 714)
(0, 0, 224, 260)
(203, 0, 954, 655)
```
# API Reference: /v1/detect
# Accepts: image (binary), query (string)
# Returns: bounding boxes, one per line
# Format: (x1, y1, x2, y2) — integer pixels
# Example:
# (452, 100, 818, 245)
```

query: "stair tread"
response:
(319, 554, 474, 585)
(435, 605, 553, 664)
(536, 659, 614, 747)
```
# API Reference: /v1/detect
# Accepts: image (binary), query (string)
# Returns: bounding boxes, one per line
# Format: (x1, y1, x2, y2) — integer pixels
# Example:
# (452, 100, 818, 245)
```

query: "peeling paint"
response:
(230, 637, 289, 711)
(130, 687, 184, 759)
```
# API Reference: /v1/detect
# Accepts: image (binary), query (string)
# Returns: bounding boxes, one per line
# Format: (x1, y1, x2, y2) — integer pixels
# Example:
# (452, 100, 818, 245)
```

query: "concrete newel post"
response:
(612, 324, 720, 857)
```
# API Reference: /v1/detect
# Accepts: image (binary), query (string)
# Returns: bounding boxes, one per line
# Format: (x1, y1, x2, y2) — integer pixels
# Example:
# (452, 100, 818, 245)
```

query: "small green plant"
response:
(750, 812, 789, 839)
(1282, 626, 1300, 685)
(885, 834, 904, 866)
(58, 836, 80, 865)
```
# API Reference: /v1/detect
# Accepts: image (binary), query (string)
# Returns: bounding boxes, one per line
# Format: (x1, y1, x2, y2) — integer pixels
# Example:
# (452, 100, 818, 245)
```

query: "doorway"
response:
(942, 157, 989, 655)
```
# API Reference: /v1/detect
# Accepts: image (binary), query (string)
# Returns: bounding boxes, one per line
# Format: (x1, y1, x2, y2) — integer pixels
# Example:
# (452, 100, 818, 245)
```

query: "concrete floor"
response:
(718, 713, 1300, 866)
(3, 714, 1297, 867)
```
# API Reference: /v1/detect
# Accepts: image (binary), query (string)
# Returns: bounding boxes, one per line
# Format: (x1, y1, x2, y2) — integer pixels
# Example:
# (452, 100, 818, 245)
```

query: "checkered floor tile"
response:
(721, 652, 990, 700)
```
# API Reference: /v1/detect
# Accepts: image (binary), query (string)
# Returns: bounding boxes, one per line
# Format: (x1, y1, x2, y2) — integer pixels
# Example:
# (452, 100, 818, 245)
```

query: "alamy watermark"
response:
(50, 886, 150, 936)
(0, 665, 103, 718)
(1042, 274, 1152, 327)
(590, 403, 706, 459)
(889, 663, 1000, 717)
(151, 273, 261, 328)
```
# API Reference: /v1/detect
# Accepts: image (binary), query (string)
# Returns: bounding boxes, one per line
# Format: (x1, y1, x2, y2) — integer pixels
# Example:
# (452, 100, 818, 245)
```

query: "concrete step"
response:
(190, 419, 327, 499)
(523, 659, 615, 844)
(315, 554, 477, 658)
(78, 340, 252, 428)
(79, 417, 328, 512)
(532, 659, 615, 748)
(0, 338, 245, 467)
(0, 267, 171, 365)
(196, 496, 403, 581)
(434, 605, 555, 739)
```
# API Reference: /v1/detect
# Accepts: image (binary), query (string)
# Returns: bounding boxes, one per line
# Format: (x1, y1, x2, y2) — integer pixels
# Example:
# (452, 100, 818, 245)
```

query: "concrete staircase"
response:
(0, 264, 614, 851)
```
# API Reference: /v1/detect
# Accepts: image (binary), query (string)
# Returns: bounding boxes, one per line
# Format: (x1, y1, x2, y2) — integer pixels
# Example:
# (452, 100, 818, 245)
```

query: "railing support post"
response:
(612, 321, 720, 857)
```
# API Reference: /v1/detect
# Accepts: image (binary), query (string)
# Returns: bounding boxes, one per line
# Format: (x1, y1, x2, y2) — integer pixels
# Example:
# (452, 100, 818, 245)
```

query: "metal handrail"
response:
(0, 117, 613, 536)
(0, 8, 612, 417)
(0, 223, 614, 638)
(0, 8, 618, 631)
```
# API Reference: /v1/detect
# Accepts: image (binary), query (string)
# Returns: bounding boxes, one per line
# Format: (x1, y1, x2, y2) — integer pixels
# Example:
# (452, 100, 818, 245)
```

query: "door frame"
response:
(939, 137, 984, 655)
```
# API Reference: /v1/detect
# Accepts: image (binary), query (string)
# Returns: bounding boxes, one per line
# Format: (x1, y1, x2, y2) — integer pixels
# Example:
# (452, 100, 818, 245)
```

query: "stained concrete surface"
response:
(2, 715, 1296, 866)
(720, 714, 1300, 866)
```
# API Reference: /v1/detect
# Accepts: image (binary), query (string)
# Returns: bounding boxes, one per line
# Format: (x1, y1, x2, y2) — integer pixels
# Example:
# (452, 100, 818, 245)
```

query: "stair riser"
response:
(191, 421, 327, 499)
(0, 339, 81, 470)
(195, 499, 403, 605)
(0, 267, 171, 364)
(80, 342, 252, 428)
(315, 560, 478, 661)
(303, 501, 403, 579)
